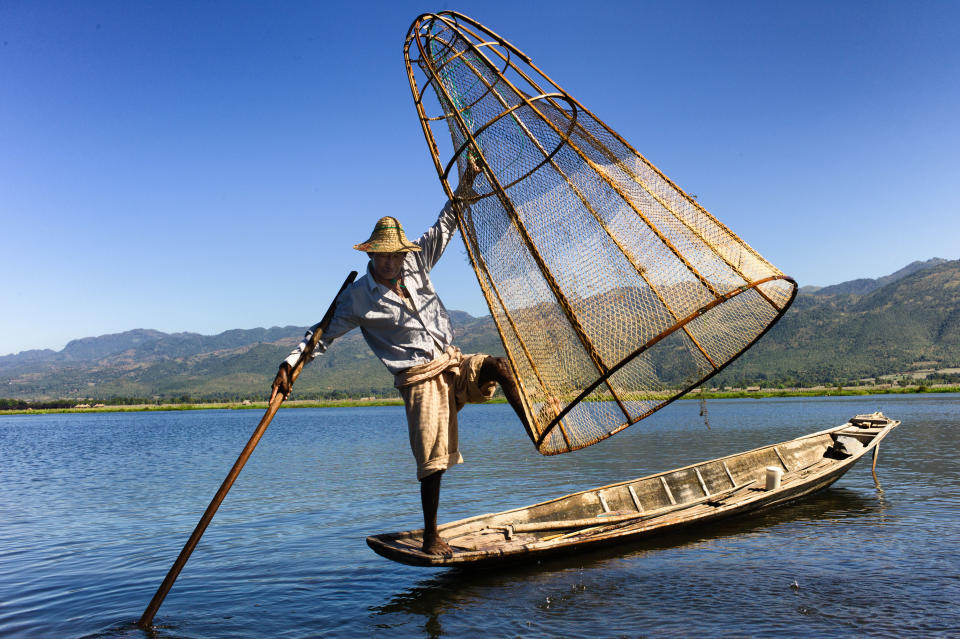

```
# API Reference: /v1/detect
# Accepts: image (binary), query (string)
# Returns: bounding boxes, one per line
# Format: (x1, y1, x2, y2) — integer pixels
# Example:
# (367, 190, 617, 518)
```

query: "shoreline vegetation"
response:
(2, 383, 958, 416)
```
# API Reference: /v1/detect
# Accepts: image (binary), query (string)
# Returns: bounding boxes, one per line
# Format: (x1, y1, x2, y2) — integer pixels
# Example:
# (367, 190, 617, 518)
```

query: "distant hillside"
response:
(0, 310, 504, 402)
(0, 327, 299, 367)
(714, 258, 960, 387)
(805, 258, 949, 297)
(2, 259, 958, 402)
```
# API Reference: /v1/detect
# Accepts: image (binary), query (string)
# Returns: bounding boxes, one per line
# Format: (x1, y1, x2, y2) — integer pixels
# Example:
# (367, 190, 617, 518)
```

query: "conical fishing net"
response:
(404, 12, 797, 455)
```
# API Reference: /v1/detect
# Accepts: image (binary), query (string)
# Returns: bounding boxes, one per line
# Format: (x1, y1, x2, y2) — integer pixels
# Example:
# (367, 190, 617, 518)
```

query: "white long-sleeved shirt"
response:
(284, 200, 461, 375)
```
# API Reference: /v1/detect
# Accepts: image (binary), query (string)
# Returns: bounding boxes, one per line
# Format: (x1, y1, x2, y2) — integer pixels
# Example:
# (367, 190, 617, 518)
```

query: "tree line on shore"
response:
(3, 376, 959, 412)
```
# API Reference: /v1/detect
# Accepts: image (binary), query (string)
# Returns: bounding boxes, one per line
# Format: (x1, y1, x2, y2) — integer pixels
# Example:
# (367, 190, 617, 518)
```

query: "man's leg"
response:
(420, 470, 453, 556)
(479, 356, 531, 430)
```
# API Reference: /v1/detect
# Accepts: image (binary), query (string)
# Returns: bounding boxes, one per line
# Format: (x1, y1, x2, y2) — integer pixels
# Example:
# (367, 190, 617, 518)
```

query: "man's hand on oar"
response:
(270, 362, 293, 403)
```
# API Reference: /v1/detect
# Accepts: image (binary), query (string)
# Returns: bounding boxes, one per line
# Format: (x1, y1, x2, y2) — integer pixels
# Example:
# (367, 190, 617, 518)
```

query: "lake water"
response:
(1, 394, 958, 638)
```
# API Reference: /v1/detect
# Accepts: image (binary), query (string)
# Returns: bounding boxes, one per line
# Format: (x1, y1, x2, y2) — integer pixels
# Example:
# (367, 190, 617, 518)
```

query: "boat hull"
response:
(367, 413, 899, 567)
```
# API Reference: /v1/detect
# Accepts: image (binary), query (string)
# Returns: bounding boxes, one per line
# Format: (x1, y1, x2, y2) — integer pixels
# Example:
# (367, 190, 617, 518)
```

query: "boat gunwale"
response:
(450, 420, 891, 529)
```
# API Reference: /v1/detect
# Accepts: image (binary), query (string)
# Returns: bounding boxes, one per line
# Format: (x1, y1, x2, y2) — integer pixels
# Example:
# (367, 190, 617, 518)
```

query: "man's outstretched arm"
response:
(268, 294, 359, 402)
(417, 157, 483, 269)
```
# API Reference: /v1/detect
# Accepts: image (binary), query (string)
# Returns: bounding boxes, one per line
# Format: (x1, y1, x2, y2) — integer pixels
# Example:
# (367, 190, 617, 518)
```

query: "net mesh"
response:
(404, 12, 797, 455)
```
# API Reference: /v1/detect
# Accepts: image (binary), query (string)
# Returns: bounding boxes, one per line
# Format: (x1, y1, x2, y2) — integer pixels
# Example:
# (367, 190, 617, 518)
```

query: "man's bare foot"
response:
(421, 534, 455, 557)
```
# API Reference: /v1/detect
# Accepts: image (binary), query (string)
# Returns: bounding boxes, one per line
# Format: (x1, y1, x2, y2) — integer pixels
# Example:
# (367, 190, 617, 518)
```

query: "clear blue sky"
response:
(2, 1, 958, 356)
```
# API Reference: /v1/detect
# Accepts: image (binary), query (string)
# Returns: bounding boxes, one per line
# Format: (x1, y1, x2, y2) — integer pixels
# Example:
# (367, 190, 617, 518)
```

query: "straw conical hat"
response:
(353, 216, 421, 253)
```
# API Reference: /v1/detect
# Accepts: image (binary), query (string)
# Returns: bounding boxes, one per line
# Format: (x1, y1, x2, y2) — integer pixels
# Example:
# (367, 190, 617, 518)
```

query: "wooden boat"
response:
(367, 412, 899, 567)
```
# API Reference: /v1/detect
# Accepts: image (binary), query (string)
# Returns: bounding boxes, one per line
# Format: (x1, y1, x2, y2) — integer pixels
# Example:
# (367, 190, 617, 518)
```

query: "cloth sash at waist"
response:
(394, 346, 462, 389)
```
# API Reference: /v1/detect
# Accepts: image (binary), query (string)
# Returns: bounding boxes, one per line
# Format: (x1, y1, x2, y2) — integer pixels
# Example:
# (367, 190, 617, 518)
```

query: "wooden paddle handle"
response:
(138, 270, 357, 629)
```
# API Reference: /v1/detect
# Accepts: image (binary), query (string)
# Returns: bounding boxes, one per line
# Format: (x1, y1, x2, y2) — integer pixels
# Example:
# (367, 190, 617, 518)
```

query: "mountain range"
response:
(2, 258, 958, 402)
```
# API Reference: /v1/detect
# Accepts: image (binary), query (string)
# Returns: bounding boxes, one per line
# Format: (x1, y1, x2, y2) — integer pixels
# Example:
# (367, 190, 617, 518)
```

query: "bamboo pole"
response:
(138, 271, 357, 629)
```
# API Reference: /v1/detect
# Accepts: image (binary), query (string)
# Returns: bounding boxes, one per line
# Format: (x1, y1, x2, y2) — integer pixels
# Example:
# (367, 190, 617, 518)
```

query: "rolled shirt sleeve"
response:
(415, 199, 460, 272)
(283, 291, 359, 369)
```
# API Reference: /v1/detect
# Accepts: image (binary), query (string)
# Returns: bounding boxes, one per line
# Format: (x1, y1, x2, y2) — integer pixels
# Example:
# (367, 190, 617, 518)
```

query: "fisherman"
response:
(269, 160, 529, 556)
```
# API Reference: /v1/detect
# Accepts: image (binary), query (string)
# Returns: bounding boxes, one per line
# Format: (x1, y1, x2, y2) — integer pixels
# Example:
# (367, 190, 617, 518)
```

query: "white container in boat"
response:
(765, 466, 783, 490)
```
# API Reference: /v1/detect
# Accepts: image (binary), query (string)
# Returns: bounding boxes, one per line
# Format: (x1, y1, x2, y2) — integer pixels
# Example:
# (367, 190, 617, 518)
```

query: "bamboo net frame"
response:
(404, 12, 797, 455)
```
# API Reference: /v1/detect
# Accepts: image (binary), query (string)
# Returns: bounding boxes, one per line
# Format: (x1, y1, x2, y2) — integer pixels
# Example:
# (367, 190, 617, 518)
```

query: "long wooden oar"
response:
(138, 271, 357, 629)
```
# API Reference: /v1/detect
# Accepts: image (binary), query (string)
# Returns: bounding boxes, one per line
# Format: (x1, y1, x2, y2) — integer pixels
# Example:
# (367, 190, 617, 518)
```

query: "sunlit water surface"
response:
(1, 394, 958, 638)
